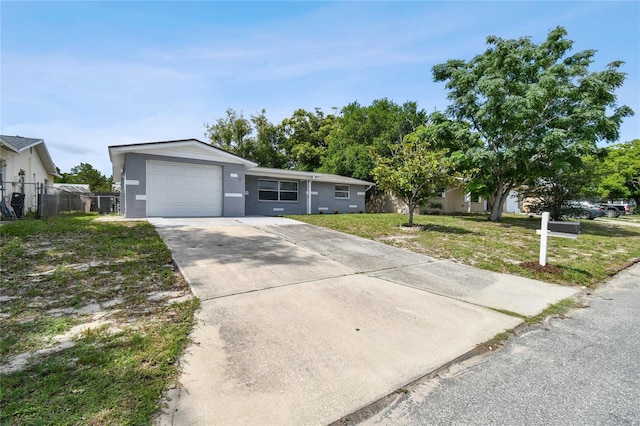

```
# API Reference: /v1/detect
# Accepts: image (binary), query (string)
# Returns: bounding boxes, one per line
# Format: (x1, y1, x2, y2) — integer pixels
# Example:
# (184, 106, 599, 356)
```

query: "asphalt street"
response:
(361, 262, 640, 425)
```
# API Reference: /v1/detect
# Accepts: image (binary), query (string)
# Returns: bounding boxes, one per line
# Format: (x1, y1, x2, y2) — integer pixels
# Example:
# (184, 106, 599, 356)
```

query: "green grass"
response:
(525, 298, 577, 325)
(609, 215, 640, 224)
(0, 214, 198, 425)
(479, 298, 579, 351)
(290, 213, 640, 288)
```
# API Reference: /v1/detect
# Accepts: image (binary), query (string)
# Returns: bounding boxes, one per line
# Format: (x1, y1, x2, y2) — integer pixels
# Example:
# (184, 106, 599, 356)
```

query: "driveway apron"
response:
(151, 217, 577, 425)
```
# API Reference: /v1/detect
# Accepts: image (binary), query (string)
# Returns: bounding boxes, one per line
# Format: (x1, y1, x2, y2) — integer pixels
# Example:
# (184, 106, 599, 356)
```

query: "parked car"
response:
(600, 203, 631, 217)
(528, 201, 605, 219)
(562, 201, 605, 220)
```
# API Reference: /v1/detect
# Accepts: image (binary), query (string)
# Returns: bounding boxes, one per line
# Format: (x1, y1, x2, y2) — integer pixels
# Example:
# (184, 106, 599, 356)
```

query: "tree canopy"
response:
(372, 115, 468, 226)
(280, 108, 334, 171)
(321, 99, 427, 181)
(204, 108, 254, 159)
(433, 26, 634, 221)
(204, 99, 427, 181)
(593, 139, 640, 206)
(55, 163, 113, 192)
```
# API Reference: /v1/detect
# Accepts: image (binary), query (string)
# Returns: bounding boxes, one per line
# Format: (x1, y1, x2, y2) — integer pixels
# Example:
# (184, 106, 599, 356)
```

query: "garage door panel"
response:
(147, 161, 222, 217)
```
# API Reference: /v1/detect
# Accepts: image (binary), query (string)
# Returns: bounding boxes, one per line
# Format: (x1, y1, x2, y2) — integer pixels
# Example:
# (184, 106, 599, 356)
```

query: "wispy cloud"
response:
(1, 0, 637, 178)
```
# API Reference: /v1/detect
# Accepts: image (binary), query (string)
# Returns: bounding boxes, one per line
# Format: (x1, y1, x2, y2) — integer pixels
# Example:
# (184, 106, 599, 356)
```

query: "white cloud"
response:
(1, 0, 637, 181)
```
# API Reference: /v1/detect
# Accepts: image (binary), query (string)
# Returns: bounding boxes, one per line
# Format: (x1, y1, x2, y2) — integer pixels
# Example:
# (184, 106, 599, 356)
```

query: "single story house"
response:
(0, 135, 60, 215)
(429, 186, 520, 214)
(108, 139, 374, 218)
(369, 185, 520, 215)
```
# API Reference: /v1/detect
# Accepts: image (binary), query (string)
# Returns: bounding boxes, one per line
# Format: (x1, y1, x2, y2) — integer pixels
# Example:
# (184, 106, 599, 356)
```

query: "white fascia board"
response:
(109, 140, 256, 167)
(246, 167, 318, 181)
(246, 167, 376, 187)
(108, 139, 258, 181)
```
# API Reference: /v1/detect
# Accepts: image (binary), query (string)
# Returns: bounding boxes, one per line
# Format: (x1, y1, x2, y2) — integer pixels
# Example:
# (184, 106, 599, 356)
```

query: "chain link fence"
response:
(1, 181, 120, 220)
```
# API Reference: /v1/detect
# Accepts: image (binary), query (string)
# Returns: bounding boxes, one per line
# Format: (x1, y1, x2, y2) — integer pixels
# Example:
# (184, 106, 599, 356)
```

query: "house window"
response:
(335, 184, 350, 199)
(258, 179, 298, 202)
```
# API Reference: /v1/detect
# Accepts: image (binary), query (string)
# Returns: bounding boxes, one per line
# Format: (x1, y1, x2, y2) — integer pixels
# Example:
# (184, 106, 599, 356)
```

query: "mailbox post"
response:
(539, 212, 550, 266)
(536, 212, 581, 266)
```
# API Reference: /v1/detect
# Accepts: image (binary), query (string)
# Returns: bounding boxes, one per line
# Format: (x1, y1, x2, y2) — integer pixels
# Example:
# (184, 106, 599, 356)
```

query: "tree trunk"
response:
(488, 184, 510, 222)
(408, 203, 415, 227)
(633, 197, 640, 214)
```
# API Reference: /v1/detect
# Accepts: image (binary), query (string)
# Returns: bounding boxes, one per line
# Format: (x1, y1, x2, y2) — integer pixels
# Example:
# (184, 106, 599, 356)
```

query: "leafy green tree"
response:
(205, 108, 290, 167)
(279, 108, 333, 171)
(594, 139, 640, 207)
(433, 26, 634, 221)
(322, 99, 427, 180)
(205, 108, 254, 158)
(55, 163, 113, 192)
(372, 121, 466, 226)
(250, 110, 288, 168)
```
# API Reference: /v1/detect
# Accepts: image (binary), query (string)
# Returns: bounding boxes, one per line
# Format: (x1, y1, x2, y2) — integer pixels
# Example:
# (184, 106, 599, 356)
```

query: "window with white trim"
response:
(335, 184, 350, 199)
(258, 179, 298, 202)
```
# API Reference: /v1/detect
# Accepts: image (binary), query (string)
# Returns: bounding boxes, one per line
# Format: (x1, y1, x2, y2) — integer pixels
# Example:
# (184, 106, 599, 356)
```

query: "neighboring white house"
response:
(0, 135, 60, 215)
(369, 185, 521, 215)
(429, 186, 520, 214)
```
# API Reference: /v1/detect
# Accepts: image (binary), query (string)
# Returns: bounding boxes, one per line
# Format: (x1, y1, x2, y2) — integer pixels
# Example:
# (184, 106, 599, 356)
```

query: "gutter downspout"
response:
(307, 180, 312, 215)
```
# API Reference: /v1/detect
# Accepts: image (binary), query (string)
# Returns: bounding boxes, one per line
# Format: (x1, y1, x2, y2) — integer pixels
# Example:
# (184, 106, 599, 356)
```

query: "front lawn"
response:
(0, 214, 198, 425)
(290, 213, 640, 287)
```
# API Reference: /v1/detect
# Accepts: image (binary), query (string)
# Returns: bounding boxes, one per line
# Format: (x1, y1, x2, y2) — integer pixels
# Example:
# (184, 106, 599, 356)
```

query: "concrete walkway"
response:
(151, 217, 578, 425)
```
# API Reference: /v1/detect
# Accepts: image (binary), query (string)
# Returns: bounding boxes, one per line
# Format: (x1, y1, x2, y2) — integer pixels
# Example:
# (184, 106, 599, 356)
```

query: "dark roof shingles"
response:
(0, 135, 43, 151)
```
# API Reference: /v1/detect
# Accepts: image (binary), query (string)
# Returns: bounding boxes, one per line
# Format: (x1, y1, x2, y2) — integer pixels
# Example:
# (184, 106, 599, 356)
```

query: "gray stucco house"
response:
(108, 139, 374, 218)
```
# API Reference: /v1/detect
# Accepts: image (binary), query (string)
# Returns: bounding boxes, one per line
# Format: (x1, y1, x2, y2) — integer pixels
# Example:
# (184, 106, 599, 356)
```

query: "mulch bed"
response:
(520, 261, 563, 274)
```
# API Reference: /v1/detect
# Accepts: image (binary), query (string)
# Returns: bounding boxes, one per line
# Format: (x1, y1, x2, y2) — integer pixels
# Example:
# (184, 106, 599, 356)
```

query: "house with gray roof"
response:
(109, 139, 374, 218)
(0, 135, 60, 215)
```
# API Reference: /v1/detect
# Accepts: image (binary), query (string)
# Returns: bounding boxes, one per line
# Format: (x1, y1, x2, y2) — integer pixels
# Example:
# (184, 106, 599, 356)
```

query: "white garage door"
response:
(146, 160, 222, 217)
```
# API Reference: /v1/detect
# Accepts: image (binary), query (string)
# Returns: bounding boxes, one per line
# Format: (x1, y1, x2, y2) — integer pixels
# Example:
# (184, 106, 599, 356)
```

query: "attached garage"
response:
(109, 139, 257, 219)
(146, 160, 222, 217)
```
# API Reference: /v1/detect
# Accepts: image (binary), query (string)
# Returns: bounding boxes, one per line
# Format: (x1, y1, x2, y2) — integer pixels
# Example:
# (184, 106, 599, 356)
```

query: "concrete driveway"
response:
(151, 217, 578, 425)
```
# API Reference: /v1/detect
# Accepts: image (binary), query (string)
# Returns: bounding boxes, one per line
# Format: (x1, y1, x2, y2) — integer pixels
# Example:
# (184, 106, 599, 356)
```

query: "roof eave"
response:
(246, 167, 375, 186)
(108, 139, 259, 181)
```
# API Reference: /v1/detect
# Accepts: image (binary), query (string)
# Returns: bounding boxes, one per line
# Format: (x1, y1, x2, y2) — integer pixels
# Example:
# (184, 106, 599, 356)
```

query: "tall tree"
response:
(250, 110, 288, 168)
(279, 108, 332, 171)
(322, 99, 427, 180)
(205, 108, 254, 158)
(433, 26, 634, 221)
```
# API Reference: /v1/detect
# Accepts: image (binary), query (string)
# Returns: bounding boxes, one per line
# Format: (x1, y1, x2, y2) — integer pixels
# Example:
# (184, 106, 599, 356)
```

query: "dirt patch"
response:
(520, 261, 563, 274)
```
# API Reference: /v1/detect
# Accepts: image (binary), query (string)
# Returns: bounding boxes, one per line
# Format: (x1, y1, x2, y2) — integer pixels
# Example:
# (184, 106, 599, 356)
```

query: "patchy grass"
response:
(0, 214, 198, 425)
(290, 213, 640, 288)
(525, 298, 577, 325)
(478, 298, 579, 352)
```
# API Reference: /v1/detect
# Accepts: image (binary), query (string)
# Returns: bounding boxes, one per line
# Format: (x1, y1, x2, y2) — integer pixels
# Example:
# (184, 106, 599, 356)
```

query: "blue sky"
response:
(2, 1, 639, 177)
